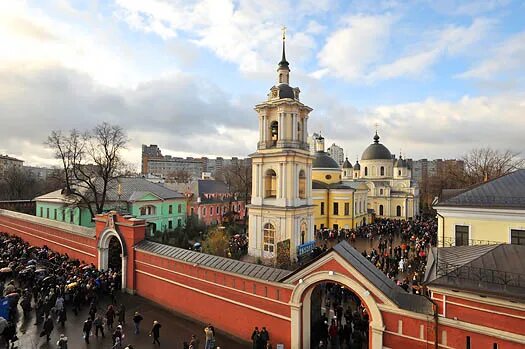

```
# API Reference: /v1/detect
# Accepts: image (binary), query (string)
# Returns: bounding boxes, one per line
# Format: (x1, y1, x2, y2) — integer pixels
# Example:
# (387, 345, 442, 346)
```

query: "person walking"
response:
(251, 327, 260, 349)
(117, 304, 126, 326)
(149, 320, 162, 346)
(58, 307, 67, 327)
(260, 327, 270, 348)
(82, 318, 93, 344)
(132, 311, 143, 334)
(56, 334, 68, 349)
(106, 305, 116, 329)
(94, 313, 105, 338)
(42, 315, 54, 342)
(189, 334, 200, 349)
(112, 325, 124, 349)
(204, 324, 215, 349)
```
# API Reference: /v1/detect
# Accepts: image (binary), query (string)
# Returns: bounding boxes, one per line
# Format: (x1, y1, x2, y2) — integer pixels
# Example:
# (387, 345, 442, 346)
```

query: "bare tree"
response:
(463, 148, 524, 184)
(1, 166, 34, 200)
(46, 122, 128, 218)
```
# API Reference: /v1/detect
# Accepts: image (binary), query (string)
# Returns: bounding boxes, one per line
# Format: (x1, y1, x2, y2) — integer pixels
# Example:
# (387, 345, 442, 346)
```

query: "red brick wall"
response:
(0, 213, 96, 264)
(133, 249, 292, 346)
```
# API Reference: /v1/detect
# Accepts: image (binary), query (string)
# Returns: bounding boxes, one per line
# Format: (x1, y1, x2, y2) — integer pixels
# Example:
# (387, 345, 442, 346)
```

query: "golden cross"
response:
(374, 122, 379, 132)
(281, 25, 287, 40)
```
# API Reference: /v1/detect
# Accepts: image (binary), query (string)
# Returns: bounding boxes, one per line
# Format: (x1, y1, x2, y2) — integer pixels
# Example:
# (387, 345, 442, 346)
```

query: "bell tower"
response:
(248, 28, 315, 262)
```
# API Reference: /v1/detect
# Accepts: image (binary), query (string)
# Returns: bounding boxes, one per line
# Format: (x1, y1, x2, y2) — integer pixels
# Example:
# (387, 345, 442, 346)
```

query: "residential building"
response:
(0, 155, 24, 178)
(434, 169, 525, 247)
(34, 177, 187, 235)
(424, 243, 525, 348)
(327, 143, 344, 166)
(190, 179, 246, 226)
(24, 166, 55, 181)
(312, 137, 369, 230)
(412, 158, 465, 183)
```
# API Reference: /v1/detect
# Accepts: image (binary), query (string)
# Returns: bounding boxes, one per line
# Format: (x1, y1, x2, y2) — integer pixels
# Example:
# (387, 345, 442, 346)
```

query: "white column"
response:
(303, 117, 308, 143)
(256, 164, 260, 197)
(262, 115, 267, 143)
(258, 117, 263, 143)
(283, 162, 287, 201)
(292, 113, 297, 141)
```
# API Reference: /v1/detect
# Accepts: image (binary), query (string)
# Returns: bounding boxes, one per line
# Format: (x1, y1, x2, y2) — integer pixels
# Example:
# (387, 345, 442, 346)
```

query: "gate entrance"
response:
(310, 282, 369, 348)
(97, 228, 127, 290)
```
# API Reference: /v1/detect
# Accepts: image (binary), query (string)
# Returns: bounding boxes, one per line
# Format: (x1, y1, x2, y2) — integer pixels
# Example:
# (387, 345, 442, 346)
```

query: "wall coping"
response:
(0, 209, 95, 237)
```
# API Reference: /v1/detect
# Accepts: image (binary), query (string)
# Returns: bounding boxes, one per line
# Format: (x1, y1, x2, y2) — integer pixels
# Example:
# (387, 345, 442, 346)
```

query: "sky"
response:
(0, 0, 524, 168)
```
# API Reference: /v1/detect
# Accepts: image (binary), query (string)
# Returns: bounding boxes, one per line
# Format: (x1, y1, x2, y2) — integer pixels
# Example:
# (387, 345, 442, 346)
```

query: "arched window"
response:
(279, 73, 283, 83)
(264, 169, 277, 198)
(380, 188, 384, 195)
(379, 204, 384, 216)
(380, 166, 385, 176)
(270, 121, 279, 146)
(397, 205, 402, 217)
(263, 223, 276, 254)
(300, 221, 307, 245)
(364, 167, 368, 176)
(298, 170, 306, 199)
(398, 170, 401, 176)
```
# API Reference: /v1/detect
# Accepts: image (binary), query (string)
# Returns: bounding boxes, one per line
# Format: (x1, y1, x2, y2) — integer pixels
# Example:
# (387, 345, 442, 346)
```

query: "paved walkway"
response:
(10, 292, 249, 349)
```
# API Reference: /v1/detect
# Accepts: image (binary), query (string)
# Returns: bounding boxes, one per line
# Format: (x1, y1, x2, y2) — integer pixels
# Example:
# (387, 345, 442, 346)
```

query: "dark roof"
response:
(435, 169, 525, 209)
(343, 158, 353, 169)
(394, 157, 407, 168)
(278, 39, 289, 70)
(106, 177, 184, 202)
(361, 133, 392, 160)
(135, 240, 291, 282)
(282, 241, 434, 315)
(353, 161, 361, 170)
(197, 179, 228, 196)
(424, 244, 525, 302)
(276, 84, 295, 99)
(313, 151, 340, 169)
(312, 180, 356, 190)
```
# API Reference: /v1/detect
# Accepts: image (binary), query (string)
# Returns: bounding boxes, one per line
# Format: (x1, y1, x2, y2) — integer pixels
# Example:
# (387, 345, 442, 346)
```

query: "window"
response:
(177, 218, 182, 227)
(325, 174, 332, 180)
(380, 188, 384, 195)
(396, 205, 402, 217)
(263, 223, 275, 254)
(511, 229, 525, 245)
(300, 222, 307, 245)
(40, 207, 43, 217)
(320, 202, 325, 215)
(379, 205, 384, 216)
(354, 202, 357, 215)
(264, 169, 277, 198)
(466, 336, 471, 349)
(380, 166, 385, 176)
(493, 344, 498, 349)
(364, 167, 368, 176)
(398, 170, 401, 176)
(190, 207, 194, 215)
(168, 205, 173, 214)
(54, 209, 57, 220)
(46, 208, 49, 218)
(70, 210, 74, 223)
(344, 203, 350, 216)
(455, 225, 469, 246)
(270, 121, 279, 146)
(202, 207, 207, 216)
(298, 170, 306, 199)
(168, 220, 173, 230)
(178, 204, 182, 213)
(216, 206, 220, 214)
(333, 202, 339, 215)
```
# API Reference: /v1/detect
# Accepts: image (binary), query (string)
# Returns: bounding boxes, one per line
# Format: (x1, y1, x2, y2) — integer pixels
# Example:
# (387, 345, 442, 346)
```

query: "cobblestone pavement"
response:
(9, 292, 249, 349)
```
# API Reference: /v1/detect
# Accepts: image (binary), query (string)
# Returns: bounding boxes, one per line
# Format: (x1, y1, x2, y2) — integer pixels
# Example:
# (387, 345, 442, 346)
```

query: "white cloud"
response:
(458, 31, 525, 80)
(317, 14, 395, 81)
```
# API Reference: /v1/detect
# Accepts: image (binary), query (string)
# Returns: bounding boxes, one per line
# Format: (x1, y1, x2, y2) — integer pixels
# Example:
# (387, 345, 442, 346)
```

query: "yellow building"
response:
(434, 169, 525, 247)
(339, 132, 419, 219)
(311, 136, 369, 231)
(247, 33, 315, 261)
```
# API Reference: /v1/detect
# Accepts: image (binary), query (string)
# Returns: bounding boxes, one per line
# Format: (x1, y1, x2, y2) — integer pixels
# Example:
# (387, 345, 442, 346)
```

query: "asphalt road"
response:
(9, 292, 249, 349)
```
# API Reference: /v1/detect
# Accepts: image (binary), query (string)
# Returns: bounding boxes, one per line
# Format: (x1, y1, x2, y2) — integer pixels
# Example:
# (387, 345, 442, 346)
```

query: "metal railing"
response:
(440, 237, 503, 247)
(436, 261, 525, 289)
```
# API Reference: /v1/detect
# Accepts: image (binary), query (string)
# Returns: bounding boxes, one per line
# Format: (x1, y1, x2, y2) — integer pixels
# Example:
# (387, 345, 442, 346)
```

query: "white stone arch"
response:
(97, 228, 127, 290)
(289, 271, 384, 349)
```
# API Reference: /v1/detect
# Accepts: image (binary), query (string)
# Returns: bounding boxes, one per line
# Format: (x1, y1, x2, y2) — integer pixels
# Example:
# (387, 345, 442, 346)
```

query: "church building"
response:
(341, 132, 420, 220)
(247, 31, 314, 261)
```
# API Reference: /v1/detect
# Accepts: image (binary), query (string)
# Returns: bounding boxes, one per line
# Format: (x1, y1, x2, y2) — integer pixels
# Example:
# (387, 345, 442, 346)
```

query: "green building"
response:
(34, 177, 187, 235)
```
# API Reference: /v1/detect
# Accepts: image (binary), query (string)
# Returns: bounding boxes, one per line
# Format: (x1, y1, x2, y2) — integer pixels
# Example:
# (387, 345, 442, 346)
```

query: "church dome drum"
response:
(313, 151, 340, 169)
(361, 132, 392, 160)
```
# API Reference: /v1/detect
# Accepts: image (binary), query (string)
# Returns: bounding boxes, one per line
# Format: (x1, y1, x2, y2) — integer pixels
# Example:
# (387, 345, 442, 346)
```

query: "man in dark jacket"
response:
(251, 327, 260, 349)
(82, 318, 93, 343)
(150, 320, 161, 346)
(260, 327, 270, 348)
(42, 315, 54, 341)
(133, 311, 144, 334)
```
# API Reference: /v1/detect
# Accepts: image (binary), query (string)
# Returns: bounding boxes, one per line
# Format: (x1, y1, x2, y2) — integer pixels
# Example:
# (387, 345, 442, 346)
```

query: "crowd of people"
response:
(315, 217, 437, 294)
(227, 234, 248, 259)
(311, 282, 369, 349)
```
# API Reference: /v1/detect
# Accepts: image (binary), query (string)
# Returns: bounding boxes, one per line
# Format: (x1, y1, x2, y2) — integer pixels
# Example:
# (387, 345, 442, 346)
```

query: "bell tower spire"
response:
(277, 26, 290, 84)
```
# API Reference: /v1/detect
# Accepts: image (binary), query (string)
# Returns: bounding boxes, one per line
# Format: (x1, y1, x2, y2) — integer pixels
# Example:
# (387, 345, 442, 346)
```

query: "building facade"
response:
(0, 154, 24, 178)
(311, 137, 369, 231)
(34, 177, 187, 234)
(248, 34, 315, 261)
(434, 169, 525, 247)
(334, 132, 419, 219)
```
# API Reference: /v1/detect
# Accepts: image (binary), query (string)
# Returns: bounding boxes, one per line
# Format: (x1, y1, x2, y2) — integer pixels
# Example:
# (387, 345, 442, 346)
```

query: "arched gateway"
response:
(97, 227, 127, 290)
